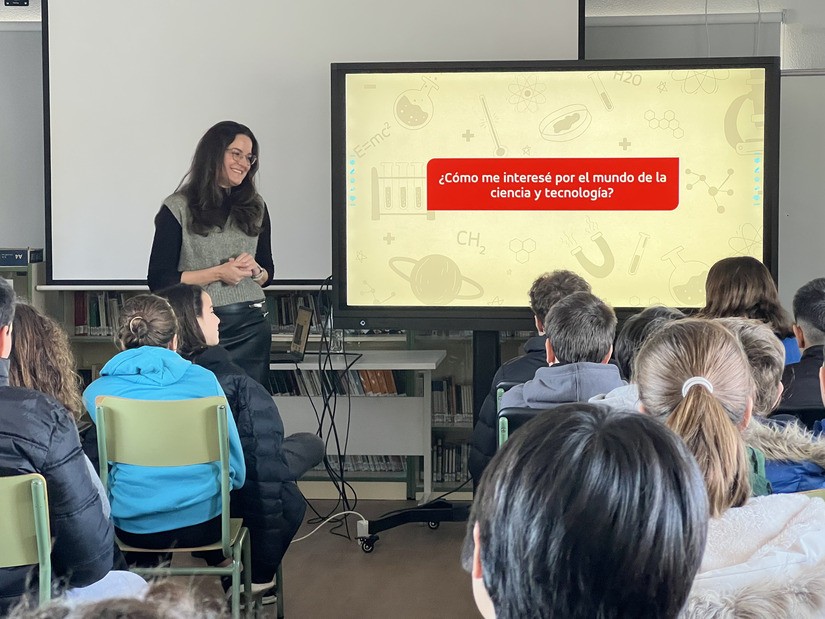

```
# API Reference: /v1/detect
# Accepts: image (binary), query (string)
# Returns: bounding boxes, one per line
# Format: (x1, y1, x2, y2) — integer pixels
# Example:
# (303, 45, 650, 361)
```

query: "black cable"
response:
(375, 477, 473, 521)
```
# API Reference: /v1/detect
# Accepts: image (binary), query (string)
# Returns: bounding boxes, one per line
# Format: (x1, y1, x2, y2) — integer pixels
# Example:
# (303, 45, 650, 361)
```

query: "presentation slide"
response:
(341, 65, 769, 310)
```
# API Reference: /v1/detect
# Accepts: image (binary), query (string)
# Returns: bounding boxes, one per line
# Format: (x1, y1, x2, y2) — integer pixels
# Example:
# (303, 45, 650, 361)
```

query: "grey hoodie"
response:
(500, 362, 625, 409)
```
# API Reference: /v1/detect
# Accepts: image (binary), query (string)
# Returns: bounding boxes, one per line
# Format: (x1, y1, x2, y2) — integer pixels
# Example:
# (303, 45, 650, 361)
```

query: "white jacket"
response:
(682, 494, 825, 618)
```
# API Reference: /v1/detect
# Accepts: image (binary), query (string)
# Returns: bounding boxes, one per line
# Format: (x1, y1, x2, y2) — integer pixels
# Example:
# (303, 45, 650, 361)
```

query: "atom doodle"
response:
(729, 223, 762, 255)
(670, 69, 730, 95)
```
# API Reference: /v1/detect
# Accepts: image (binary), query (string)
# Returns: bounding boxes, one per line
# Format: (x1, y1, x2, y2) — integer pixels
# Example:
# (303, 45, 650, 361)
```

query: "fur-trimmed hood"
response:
(745, 419, 825, 469)
(681, 494, 825, 619)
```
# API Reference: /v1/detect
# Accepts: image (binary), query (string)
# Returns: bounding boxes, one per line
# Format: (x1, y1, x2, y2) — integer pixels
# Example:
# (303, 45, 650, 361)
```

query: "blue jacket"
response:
(83, 346, 245, 534)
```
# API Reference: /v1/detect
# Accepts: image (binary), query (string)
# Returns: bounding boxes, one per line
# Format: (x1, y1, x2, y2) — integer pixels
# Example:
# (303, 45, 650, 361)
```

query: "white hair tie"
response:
(681, 376, 714, 397)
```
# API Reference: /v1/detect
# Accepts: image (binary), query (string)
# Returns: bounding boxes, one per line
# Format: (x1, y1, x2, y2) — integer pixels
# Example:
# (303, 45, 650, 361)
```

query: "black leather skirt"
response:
(214, 301, 271, 390)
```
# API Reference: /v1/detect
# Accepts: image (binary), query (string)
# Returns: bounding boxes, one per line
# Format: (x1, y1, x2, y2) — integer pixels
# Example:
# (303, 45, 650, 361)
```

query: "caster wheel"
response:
(427, 521, 440, 530)
(361, 540, 375, 553)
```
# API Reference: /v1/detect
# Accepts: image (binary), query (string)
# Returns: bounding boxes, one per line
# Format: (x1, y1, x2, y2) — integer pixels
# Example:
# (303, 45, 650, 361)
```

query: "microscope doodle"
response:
(724, 69, 765, 155)
(388, 254, 483, 305)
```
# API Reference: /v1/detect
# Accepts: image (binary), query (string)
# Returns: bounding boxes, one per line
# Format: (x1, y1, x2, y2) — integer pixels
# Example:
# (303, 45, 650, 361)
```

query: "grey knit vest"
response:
(164, 192, 265, 307)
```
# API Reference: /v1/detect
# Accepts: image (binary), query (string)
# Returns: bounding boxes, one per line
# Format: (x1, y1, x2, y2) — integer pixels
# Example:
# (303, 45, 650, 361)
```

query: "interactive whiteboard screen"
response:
(332, 59, 779, 329)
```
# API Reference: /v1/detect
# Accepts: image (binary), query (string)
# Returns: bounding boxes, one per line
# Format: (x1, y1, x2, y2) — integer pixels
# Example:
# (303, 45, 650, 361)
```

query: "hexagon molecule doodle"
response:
(509, 238, 536, 264)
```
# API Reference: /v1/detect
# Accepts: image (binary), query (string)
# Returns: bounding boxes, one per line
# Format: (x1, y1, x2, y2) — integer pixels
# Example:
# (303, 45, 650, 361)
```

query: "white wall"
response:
(0, 26, 43, 249)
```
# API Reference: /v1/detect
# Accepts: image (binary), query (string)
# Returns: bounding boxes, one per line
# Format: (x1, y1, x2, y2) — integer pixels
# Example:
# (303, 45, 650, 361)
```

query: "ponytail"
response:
(666, 387, 750, 517)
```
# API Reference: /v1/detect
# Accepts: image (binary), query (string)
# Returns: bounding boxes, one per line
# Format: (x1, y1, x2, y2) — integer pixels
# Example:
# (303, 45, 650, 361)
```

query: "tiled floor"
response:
(180, 499, 478, 618)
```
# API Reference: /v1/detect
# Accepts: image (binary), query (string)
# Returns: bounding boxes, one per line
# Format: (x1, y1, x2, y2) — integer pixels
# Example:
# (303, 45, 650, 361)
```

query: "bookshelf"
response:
(272, 350, 446, 501)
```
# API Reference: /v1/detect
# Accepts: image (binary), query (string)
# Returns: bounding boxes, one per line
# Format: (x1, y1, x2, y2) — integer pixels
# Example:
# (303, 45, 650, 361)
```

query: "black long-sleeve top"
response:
(147, 200, 273, 292)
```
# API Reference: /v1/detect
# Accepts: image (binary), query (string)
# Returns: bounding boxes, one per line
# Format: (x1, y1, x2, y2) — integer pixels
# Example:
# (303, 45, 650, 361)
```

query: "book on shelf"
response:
(270, 368, 408, 397)
(432, 439, 471, 484)
(311, 454, 407, 474)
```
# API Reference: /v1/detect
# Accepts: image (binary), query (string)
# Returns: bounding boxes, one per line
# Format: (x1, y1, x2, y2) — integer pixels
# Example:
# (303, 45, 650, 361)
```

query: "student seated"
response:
(162, 283, 324, 600)
(636, 318, 825, 615)
(698, 256, 800, 364)
(8, 303, 111, 516)
(589, 304, 683, 411)
(720, 317, 825, 493)
(82, 294, 246, 568)
(468, 270, 590, 486)
(499, 291, 624, 409)
(0, 281, 144, 613)
(465, 403, 708, 619)
(780, 277, 825, 412)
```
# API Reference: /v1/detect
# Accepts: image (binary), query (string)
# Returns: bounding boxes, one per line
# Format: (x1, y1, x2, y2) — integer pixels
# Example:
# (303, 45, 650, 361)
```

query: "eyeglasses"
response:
(226, 148, 257, 166)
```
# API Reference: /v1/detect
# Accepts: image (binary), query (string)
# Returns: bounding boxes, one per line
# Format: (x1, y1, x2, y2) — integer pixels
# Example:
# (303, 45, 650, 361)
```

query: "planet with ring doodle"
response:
(389, 254, 483, 304)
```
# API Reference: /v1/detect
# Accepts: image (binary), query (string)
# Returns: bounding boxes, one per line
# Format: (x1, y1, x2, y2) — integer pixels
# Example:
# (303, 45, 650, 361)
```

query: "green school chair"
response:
(0, 473, 51, 606)
(95, 396, 256, 619)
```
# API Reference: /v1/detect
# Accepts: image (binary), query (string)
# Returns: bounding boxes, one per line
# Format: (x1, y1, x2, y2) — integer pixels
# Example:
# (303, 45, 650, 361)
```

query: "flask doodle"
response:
(661, 246, 709, 306)
(571, 232, 615, 279)
(394, 77, 439, 130)
(389, 254, 483, 304)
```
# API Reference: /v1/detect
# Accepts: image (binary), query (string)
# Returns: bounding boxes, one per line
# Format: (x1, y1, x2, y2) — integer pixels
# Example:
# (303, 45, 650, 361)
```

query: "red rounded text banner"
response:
(426, 157, 679, 211)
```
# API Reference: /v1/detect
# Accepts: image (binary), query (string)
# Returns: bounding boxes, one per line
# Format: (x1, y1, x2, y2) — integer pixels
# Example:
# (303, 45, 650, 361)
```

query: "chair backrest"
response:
(95, 395, 231, 557)
(0, 473, 52, 604)
(498, 407, 546, 447)
(773, 406, 825, 431)
(495, 381, 521, 412)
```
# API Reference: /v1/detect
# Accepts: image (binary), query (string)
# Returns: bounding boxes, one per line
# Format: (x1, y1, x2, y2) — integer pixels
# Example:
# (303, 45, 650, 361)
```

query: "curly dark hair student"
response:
(466, 403, 708, 619)
(527, 269, 590, 324)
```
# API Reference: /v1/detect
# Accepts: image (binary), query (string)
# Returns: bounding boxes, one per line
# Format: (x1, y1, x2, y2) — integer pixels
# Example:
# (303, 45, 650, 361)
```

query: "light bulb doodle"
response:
(389, 255, 483, 305)
(571, 232, 615, 279)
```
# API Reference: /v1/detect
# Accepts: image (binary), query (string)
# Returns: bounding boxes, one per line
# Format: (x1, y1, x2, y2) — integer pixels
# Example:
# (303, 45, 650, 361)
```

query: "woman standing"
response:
(148, 120, 273, 387)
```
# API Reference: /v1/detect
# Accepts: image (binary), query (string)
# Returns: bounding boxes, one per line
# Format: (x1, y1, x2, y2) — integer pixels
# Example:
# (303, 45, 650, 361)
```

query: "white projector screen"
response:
(43, 0, 581, 285)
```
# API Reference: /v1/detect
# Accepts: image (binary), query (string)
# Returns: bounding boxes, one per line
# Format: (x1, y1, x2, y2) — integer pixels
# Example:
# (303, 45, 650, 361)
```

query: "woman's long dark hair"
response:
(160, 283, 209, 360)
(177, 120, 263, 237)
(699, 256, 792, 338)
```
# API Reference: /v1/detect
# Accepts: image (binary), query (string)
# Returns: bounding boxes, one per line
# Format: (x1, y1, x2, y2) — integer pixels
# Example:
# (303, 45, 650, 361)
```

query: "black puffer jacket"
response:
(468, 336, 548, 487)
(192, 346, 305, 584)
(0, 358, 115, 613)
